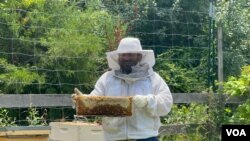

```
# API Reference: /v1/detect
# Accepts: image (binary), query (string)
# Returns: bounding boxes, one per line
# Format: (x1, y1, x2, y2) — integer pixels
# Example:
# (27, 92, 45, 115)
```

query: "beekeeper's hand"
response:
(71, 88, 85, 109)
(132, 95, 148, 108)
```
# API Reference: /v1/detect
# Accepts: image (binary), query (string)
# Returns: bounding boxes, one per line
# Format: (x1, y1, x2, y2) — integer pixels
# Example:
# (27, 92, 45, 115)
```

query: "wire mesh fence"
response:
(0, 0, 212, 126)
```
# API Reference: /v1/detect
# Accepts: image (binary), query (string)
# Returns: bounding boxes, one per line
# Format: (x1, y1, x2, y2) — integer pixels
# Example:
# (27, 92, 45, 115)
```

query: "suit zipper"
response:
(126, 82, 129, 140)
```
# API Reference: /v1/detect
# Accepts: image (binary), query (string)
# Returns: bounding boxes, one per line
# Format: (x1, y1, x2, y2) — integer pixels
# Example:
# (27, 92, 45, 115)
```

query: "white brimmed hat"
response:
(106, 37, 155, 70)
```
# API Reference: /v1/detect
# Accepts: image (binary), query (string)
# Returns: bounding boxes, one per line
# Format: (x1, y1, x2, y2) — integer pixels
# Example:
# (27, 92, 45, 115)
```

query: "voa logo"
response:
(226, 129, 246, 136)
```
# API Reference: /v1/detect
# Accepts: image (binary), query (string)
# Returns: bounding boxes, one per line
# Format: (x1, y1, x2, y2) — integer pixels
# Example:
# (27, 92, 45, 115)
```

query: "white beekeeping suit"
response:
(90, 37, 173, 141)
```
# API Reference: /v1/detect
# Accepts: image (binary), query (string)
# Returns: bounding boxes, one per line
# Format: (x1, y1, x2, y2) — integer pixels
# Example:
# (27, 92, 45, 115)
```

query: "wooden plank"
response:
(173, 93, 208, 104)
(159, 124, 206, 135)
(217, 27, 224, 90)
(0, 126, 50, 137)
(0, 94, 72, 108)
(0, 126, 50, 141)
(0, 93, 246, 108)
(0, 130, 50, 136)
(223, 95, 248, 104)
(0, 136, 48, 141)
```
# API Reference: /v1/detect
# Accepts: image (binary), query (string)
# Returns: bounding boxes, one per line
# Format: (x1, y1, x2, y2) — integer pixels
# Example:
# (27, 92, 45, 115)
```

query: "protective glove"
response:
(132, 95, 148, 108)
(71, 88, 85, 109)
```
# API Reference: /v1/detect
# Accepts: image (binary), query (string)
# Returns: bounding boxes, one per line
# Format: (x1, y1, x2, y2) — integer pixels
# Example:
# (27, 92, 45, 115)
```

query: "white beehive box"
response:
(48, 122, 104, 141)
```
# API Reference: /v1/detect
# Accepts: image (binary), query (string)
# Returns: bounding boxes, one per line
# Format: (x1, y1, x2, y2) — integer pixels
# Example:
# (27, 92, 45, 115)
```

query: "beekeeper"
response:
(73, 37, 173, 141)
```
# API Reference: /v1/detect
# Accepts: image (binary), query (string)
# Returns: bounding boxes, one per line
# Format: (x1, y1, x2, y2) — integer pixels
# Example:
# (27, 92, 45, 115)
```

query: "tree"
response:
(0, 0, 117, 94)
(216, 0, 250, 78)
(155, 50, 207, 93)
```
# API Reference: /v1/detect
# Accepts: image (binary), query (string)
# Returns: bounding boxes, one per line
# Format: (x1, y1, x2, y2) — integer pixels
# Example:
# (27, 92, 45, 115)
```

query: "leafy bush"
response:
(26, 107, 46, 126)
(162, 104, 208, 124)
(0, 59, 45, 94)
(160, 104, 209, 141)
(0, 109, 16, 127)
(155, 50, 207, 93)
(223, 65, 250, 123)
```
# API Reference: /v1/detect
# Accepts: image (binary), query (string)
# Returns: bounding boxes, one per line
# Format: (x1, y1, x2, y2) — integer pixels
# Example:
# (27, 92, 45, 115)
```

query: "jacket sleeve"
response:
(146, 73, 173, 116)
(90, 72, 108, 96)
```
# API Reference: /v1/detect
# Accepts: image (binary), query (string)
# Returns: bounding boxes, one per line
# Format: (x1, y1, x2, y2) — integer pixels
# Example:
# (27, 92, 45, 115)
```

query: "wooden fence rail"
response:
(0, 93, 244, 108)
(0, 93, 247, 138)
